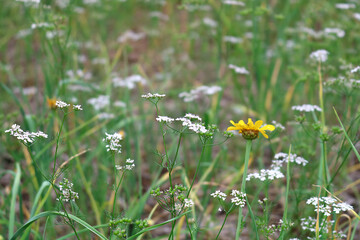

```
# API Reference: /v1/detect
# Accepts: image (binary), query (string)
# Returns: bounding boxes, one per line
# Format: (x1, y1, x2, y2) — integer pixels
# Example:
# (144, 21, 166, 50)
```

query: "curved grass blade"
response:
(10, 211, 108, 240)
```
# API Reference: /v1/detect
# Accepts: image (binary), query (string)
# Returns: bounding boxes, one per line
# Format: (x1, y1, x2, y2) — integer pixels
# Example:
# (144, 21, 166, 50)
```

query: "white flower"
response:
(103, 132, 122, 153)
(230, 190, 246, 207)
(228, 64, 249, 74)
(184, 113, 202, 121)
(117, 30, 146, 43)
(16, 0, 40, 3)
(309, 49, 329, 62)
(5, 124, 48, 144)
(246, 168, 284, 181)
(73, 105, 83, 111)
(222, 0, 245, 6)
(55, 100, 70, 109)
(271, 152, 308, 168)
(306, 197, 353, 217)
(354, 13, 360, 21)
(351, 66, 360, 73)
(156, 116, 175, 123)
(141, 93, 166, 99)
(178, 85, 221, 102)
(291, 104, 322, 112)
(223, 36, 243, 44)
(113, 75, 147, 89)
(203, 17, 218, 28)
(271, 121, 285, 131)
(324, 28, 345, 38)
(116, 158, 136, 171)
(335, 3, 355, 9)
(57, 178, 79, 202)
(175, 114, 208, 134)
(114, 101, 126, 108)
(184, 199, 194, 208)
(210, 190, 227, 201)
(87, 95, 110, 111)
(31, 22, 51, 29)
(97, 113, 115, 120)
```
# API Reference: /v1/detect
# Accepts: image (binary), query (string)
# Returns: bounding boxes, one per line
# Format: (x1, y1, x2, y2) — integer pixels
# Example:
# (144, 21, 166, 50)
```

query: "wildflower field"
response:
(2, 0, 360, 239)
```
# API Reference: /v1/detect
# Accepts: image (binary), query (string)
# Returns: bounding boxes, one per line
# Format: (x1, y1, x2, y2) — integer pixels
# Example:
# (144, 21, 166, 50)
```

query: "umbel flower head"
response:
(227, 118, 275, 140)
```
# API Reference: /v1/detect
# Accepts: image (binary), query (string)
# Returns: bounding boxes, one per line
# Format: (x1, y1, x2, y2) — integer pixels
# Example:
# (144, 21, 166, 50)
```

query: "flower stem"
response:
(235, 139, 252, 239)
(216, 206, 233, 239)
(52, 112, 68, 180)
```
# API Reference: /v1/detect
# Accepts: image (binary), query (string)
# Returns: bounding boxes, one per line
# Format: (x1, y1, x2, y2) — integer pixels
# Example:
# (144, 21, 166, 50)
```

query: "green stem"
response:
(52, 112, 68, 179)
(112, 172, 125, 219)
(236, 139, 252, 239)
(216, 206, 234, 240)
(187, 138, 207, 198)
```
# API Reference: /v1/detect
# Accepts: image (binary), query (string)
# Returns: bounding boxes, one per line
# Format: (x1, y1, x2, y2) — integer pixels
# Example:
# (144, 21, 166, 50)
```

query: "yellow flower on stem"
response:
(47, 97, 57, 110)
(227, 118, 275, 140)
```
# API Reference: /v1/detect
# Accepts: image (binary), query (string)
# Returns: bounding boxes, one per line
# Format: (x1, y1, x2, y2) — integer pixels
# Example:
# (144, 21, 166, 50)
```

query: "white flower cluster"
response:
(116, 158, 135, 171)
(66, 69, 92, 81)
(141, 93, 166, 99)
(309, 49, 329, 62)
(184, 198, 194, 208)
(16, 0, 40, 3)
(223, 36, 243, 44)
(291, 104, 322, 112)
(298, 26, 345, 39)
(103, 132, 122, 153)
(178, 85, 222, 102)
(117, 30, 146, 43)
(351, 66, 360, 73)
(335, 3, 355, 9)
(306, 197, 353, 216)
(98, 113, 115, 120)
(112, 75, 147, 89)
(184, 113, 202, 121)
(31, 22, 51, 29)
(57, 178, 79, 202)
(203, 17, 218, 28)
(271, 152, 308, 168)
(246, 168, 285, 181)
(5, 124, 48, 144)
(154, 113, 208, 134)
(73, 105, 83, 111)
(230, 190, 246, 207)
(301, 217, 346, 239)
(210, 190, 227, 201)
(222, 0, 245, 6)
(87, 95, 110, 111)
(228, 64, 249, 74)
(271, 121, 285, 131)
(354, 13, 360, 21)
(55, 100, 70, 109)
(323, 28, 345, 38)
(176, 114, 208, 134)
(156, 116, 175, 123)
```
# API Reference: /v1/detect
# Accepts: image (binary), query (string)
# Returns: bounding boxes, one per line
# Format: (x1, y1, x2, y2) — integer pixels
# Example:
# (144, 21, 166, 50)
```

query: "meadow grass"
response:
(1, 0, 360, 239)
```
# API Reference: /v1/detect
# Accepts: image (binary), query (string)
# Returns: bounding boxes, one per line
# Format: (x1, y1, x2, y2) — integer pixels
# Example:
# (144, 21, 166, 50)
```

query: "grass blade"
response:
(8, 163, 21, 239)
(10, 211, 108, 240)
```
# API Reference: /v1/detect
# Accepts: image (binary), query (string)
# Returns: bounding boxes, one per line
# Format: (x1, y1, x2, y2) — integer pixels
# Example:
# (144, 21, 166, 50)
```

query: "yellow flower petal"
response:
(227, 126, 239, 131)
(247, 118, 254, 128)
(259, 130, 269, 138)
(230, 120, 236, 126)
(255, 120, 263, 129)
(260, 124, 275, 131)
(238, 120, 246, 126)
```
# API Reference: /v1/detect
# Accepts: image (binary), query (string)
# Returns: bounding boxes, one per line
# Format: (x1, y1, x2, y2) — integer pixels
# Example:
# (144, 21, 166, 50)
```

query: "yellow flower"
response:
(227, 118, 275, 140)
(47, 97, 57, 110)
